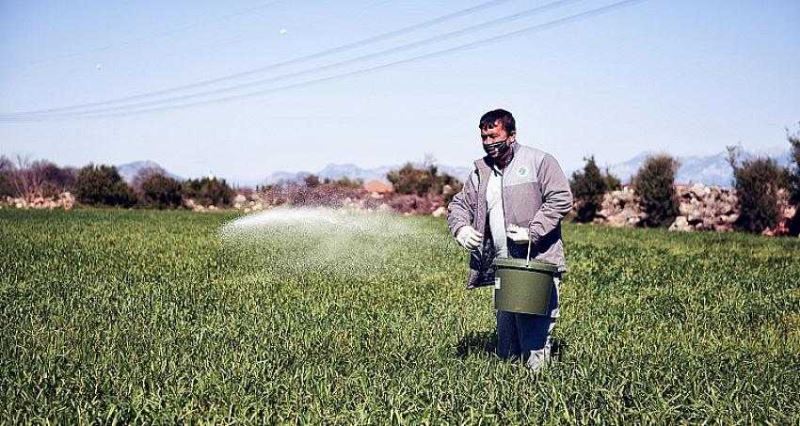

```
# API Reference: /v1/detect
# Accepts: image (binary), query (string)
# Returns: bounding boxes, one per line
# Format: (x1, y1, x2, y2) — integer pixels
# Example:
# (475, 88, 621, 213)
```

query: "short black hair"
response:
(479, 109, 515, 135)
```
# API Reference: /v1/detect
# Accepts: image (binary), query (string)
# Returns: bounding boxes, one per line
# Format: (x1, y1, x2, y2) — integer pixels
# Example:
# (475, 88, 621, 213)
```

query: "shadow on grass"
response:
(455, 330, 568, 361)
(455, 330, 496, 358)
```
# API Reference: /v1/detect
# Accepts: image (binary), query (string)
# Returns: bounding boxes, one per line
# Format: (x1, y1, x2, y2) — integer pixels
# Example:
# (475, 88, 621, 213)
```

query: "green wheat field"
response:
(1, 209, 798, 423)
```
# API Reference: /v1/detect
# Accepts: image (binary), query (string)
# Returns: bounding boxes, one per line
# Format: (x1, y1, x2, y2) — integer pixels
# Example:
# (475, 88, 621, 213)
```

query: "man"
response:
(447, 109, 573, 370)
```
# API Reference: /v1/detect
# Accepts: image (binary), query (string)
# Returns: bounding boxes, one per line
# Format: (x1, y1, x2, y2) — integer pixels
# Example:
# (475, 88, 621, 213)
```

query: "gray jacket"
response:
(447, 142, 573, 288)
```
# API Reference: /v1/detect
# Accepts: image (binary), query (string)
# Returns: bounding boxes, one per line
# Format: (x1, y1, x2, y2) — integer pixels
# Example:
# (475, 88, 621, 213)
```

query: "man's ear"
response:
(508, 132, 517, 143)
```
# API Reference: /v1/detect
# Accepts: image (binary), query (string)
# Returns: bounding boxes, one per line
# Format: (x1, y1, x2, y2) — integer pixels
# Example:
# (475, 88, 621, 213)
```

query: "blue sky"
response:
(0, 0, 797, 183)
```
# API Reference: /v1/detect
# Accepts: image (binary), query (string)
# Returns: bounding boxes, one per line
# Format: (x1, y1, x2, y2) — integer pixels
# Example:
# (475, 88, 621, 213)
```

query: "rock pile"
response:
(232, 193, 267, 213)
(3, 192, 75, 210)
(594, 184, 738, 231)
(669, 184, 738, 232)
(183, 198, 227, 212)
(594, 187, 642, 227)
(592, 183, 797, 236)
(387, 194, 442, 215)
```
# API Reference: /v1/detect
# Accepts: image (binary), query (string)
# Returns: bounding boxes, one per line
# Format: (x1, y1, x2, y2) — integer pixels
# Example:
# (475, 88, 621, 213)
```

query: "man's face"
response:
(481, 120, 514, 158)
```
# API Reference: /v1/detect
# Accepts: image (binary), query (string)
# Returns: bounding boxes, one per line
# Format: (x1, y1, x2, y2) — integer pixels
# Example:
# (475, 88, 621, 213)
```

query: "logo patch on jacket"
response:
(517, 166, 529, 177)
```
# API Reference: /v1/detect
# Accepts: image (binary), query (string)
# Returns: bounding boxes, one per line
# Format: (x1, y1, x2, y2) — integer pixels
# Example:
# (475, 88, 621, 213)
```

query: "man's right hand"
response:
(456, 226, 483, 250)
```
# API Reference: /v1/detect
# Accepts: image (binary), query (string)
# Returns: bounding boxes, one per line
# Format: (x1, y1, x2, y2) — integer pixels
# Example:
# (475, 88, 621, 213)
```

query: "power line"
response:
(2, 0, 648, 122)
(16, 0, 587, 119)
(1, 0, 515, 118)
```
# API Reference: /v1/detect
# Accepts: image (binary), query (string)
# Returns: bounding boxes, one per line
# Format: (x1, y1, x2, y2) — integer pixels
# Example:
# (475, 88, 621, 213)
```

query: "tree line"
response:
(0, 158, 234, 209)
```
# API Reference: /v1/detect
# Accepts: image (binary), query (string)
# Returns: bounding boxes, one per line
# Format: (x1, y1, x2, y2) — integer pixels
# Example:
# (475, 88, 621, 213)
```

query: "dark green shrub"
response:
(75, 164, 137, 207)
(605, 168, 622, 191)
(387, 162, 461, 201)
(633, 154, 680, 228)
(182, 177, 233, 207)
(140, 174, 183, 209)
(727, 146, 783, 233)
(387, 163, 435, 195)
(0, 156, 14, 197)
(570, 156, 608, 222)
(36, 161, 77, 197)
(304, 174, 321, 188)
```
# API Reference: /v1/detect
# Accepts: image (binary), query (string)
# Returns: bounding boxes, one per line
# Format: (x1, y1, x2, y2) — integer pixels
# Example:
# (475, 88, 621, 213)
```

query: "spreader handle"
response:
(526, 238, 532, 267)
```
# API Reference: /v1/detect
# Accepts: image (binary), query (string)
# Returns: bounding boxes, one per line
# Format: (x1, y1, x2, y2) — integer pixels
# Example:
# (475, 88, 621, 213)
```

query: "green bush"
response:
(74, 164, 137, 207)
(387, 162, 461, 201)
(304, 174, 321, 188)
(605, 168, 622, 191)
(728, 154, 783, 233)
(570, 156, 608, 223)
(388, 163, 436, 195)
(182, 177, 233, 207)
(35, 161, 77, 197)
(140, 174, 183, 209)
(633, 154, 680, 228)
(0, 156, 14, 198)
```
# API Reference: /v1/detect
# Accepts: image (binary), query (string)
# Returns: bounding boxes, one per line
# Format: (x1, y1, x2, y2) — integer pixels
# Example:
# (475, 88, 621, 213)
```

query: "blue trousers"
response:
(496, 276, 560, 369)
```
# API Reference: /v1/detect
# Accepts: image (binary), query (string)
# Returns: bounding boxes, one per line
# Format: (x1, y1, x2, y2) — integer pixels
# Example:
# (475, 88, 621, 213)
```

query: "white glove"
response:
(456, 226, 483, 250)
(506, 224, 530, 244)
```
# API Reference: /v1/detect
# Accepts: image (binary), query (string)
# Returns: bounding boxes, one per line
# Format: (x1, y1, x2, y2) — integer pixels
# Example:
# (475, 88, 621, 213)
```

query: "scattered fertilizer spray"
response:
(220, 207, 424, 279)
(220, 207, 411, 237)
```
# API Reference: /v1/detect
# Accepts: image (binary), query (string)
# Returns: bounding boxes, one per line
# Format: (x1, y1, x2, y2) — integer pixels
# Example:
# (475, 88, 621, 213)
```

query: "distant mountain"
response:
(603, 151, 654, 185)
(675, 152, 738, 187)
(265, 170, 312, 184)
(606, 147, 792, 187)
(117, 160, 182, 183)
(263, 163, 472, 185)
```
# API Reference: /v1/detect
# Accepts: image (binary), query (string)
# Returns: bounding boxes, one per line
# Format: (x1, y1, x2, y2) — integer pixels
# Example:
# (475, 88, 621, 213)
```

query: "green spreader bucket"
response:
(493, 257, 558, 316)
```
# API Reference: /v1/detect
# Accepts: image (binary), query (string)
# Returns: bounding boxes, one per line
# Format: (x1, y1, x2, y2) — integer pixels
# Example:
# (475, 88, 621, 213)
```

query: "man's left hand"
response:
(506, 224, 530, 244)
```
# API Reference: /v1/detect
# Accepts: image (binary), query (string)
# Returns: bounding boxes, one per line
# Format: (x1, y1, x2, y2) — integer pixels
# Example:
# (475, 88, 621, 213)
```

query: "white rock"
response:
(669, 216, 691, 232)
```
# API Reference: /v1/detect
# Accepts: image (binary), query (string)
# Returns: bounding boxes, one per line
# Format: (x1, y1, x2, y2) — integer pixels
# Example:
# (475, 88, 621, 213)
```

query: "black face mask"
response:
(483, 139, 511, 158)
